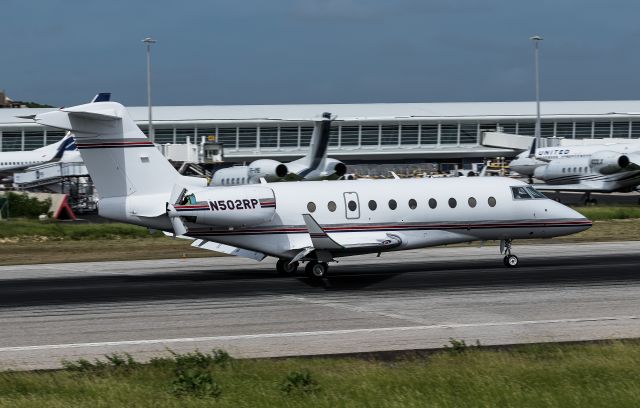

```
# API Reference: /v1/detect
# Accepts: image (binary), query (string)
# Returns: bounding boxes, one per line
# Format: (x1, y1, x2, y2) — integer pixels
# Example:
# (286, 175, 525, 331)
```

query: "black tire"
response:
(503, 256, 509, 266)
(276, 259, 298, 275)
(305, 261, 328, 278)
(505, 255, 519, 268)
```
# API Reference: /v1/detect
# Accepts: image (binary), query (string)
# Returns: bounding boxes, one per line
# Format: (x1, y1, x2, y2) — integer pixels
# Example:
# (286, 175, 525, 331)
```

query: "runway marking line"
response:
(0, 315, 637, 353)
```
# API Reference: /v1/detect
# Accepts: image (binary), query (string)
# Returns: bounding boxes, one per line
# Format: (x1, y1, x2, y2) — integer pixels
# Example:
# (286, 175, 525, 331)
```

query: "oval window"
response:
(368, 200, 377, 211)
(327, 201, 337, 212)
(388, 199, 397, 210)
(428, 198, 437, 209)
(408, 199, 417, 210)
(488, 196, 497, 207)
(468, 197, 477, 208)
(348, 200, 357, 211)
(448, 198, 457, 208)
(307, 202, 316, 212)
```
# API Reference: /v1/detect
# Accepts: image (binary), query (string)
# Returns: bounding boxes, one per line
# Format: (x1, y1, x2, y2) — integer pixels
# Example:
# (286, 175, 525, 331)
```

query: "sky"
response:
(2, 0, 640, 107)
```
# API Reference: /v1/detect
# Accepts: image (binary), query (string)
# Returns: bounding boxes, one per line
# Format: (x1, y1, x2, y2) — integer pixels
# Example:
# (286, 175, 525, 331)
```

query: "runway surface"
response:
(1, 241, 639, 370)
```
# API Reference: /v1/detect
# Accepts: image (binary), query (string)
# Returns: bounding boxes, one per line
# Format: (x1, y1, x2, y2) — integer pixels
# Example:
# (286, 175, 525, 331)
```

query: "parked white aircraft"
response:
(0, 93, 110, 174)
(0, 133, 77, 173)
(510, 140, 640, 202)
(210, 112, 346, 186)
(33, 100, 591, 276)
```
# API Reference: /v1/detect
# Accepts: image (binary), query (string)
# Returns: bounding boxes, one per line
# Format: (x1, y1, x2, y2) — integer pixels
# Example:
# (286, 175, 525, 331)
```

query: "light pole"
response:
(142, 37, 156, 142)
(530, 35, 543, 149)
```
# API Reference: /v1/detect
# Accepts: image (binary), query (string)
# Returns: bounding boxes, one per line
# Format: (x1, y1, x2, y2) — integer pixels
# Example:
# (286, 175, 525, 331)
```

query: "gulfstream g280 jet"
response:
(33, 100, 591, 277)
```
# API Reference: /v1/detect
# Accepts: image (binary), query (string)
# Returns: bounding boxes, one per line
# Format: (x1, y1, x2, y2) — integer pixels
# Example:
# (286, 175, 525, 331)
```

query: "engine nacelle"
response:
(248, 159, 288, 182)
(590, 151, 629, 175)
(323, 158, 347, 177)
(173, 186, 276, 227)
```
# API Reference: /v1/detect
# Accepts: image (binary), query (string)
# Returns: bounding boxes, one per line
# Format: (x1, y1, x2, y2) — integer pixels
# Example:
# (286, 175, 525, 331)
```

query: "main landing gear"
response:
(276, 259, 299, 275)
(305, 261, 329, 279)
(501, 239, 519, 268)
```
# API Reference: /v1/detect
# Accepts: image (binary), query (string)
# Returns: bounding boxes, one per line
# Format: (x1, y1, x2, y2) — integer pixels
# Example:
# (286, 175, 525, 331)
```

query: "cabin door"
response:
(343, 192, 360, 219)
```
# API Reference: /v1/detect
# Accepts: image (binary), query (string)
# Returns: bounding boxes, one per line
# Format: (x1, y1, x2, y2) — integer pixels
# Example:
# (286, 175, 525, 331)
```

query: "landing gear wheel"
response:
(276, 259, 299, 275)
(505, 255, 519, 267)
(305, 261, 328, 278)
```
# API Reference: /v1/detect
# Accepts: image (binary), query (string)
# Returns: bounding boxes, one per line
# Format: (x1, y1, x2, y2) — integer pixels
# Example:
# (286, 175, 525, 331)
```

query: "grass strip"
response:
(2, 341, 640, 407)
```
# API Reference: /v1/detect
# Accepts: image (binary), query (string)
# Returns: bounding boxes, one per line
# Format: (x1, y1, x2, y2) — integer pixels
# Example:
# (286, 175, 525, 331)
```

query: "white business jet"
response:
(33, 100, 591, 277)
(510, 140, 640, 203)
(210, 112, 346, 186)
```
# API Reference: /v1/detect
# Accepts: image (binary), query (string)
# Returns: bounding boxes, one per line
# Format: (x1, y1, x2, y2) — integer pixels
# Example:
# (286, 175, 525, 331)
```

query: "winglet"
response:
(91, 93, 112, 103)
(302, 213, 343, 250)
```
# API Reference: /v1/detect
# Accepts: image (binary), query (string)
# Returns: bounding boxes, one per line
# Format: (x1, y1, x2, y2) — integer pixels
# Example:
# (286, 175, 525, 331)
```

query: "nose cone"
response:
(553, 201, 592, 235)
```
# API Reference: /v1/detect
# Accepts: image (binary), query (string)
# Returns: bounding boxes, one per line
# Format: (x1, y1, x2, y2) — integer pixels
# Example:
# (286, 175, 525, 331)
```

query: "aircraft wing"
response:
(535, 184, 605, 192)
(296, 214, 402, 261)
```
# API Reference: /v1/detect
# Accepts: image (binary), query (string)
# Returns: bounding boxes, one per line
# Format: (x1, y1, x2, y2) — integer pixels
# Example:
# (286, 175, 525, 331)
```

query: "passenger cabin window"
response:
(368, 200, 377, 211)
(348, 200, 357, 211)
(468, 197, 477, 208)
(428, 198, 437, 209)
(307, 202, 316, 212)
(488, 197, 497, 207)
(448, 198, 457, 208)
(388, 199, 397, 210)
(327, 201, 337, 212)
(408, 199, 417, 209)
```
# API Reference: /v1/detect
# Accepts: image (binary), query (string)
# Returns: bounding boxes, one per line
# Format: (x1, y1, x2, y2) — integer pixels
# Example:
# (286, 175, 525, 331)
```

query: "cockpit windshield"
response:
(511, 186, 547, 200)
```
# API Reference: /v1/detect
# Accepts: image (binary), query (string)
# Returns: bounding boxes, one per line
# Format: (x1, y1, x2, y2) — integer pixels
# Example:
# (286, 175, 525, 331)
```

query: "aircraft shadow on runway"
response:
(0, 254, 638, 307)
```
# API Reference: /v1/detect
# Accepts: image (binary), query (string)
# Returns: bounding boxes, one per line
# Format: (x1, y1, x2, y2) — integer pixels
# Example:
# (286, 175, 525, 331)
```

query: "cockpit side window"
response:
(511, 186, 546, 199)
(525, 186, 546, 199)
(511, 186, 533, 200)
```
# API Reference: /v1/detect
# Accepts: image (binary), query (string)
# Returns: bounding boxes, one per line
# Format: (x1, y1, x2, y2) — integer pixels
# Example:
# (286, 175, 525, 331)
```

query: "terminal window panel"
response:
(381, 125, 399, 145)
(279, 126, 299, 147)
(631, 122, 640, 138)
(46, 130, 66, 144)
(574, 122, 592, 139)
(500, 123, 516, 134)
(340, 126, 359, 146)
(459, 123, 477, 144)
(300, 126, 313, 146)
(217, 127, 237, 149)
(23, 130, 44, 151)
(612, 122, 629, 138)
(555, 122, 573, 138)
(329, 125, 339, 146)
(238, 127, 257, 148)
(154, 128, 174, 144)
(400, 125, 418, 145)
(540, 122, 555, 137)
(361, 125, 379, 146)
(176, 128, 195, 144)
(517, 123, 535, 136)
(593, 121, 611, 138)
(440, 124, 458, 144)
(1, 131, 22, 152)
(420, 124, 438, 144)
(259, 127, 278, 148)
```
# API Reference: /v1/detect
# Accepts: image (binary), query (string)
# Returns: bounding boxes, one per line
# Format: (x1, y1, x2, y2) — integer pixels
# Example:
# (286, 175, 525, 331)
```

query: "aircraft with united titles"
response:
(31, 98, 592, 278)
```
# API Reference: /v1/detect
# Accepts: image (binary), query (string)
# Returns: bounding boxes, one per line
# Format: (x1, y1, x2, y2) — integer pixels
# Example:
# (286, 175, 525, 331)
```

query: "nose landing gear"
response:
(500, 239, 519, 267)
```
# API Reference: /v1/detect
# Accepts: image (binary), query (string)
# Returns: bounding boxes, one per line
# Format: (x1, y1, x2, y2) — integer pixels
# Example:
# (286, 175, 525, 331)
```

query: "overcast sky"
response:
(3, 0, 640, 107)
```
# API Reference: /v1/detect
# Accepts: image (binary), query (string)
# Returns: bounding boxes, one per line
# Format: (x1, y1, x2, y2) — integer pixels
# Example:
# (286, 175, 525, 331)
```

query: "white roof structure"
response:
(3, 100, 640, 160)
(2, 100, 640, 126)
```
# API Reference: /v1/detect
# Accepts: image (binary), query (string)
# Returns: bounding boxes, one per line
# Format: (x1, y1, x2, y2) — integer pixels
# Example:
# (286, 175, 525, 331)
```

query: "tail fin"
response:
(528, 138, 537, 158)
(33, 132, 76, 160)
(297, 112, 332, 177)
(33, 101, 180, 199)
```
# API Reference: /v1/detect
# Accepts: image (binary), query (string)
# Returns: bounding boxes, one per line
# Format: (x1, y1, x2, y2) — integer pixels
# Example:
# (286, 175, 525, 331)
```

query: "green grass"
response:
(2, 342, 640, 407)
(572, 205, 640, 221)
(0, 219, 156, 240)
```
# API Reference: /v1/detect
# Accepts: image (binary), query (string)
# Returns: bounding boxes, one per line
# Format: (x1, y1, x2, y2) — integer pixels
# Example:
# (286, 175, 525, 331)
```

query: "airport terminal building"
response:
(2, 100, 640, 163)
